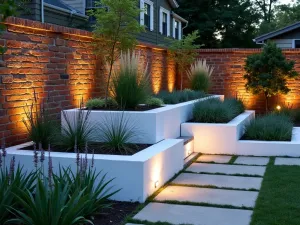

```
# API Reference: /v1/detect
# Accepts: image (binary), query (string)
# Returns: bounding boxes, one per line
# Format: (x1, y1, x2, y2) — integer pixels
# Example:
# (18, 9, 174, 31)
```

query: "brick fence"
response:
(181, 49, 300, 112)
(0, 17, 176, 146)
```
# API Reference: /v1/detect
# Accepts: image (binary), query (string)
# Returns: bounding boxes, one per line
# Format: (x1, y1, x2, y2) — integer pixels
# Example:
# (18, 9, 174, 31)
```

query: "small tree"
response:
(90, 0, 144, 106)
(168, 31, 201, 90)
(244, 41, 298, 112)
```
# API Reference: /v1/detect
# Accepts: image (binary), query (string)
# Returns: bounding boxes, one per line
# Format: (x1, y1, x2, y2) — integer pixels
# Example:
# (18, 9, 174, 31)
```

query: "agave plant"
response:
(7, 177, 94, 225)
(54, 167, 120, 218)
(53, 109, 95, 152)
(96, 112, 140, 155)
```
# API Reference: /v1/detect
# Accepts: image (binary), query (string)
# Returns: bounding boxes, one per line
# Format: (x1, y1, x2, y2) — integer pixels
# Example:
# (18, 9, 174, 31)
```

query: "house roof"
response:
(168, 0, 179, 8)
(44, 0, 84, 15)
(254, 21, 300, 43)
(172, 12, 188, 23)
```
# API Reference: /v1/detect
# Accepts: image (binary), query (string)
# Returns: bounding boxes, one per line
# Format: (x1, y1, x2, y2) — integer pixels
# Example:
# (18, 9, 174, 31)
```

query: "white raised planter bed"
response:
(181, 110, 255, 155)
(62, 95, 223, 144)
(6, 139, 184, 203)
(237, 127, 300, 156)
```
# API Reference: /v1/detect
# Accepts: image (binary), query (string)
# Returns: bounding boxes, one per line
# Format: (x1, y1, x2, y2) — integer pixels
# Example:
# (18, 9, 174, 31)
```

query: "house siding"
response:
(138, 0, 179, 46)
(270, 28, 300, 48)
(61, 0, 85, 14)
(271, 39, 293, 49)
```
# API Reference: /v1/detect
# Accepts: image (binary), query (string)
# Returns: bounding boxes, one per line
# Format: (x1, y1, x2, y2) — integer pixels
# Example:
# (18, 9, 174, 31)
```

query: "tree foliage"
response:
(175, 0, 259, 48)
(89, 0, 144, 105)
(168, 30, 201, 90)
(244, 41, 298, 111)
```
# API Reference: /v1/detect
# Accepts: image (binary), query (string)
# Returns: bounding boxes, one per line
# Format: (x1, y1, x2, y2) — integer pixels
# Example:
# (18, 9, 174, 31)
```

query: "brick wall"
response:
(181, 48, 300, 112)
(0, 17, 176, 146)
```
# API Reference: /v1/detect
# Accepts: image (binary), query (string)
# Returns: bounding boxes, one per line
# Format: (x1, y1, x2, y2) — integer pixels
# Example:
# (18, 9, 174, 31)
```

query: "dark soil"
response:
(92, 201, 140, 225)
(83, 105, 162, 112)
(20, 143, 151, 156)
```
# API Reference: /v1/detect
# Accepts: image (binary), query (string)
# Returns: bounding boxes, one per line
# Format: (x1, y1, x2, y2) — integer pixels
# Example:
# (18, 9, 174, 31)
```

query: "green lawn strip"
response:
(169, 183, 259, 192)
(184, 171, 263, 178)
(127, 218, 192, 225)
(251, 163, 300, 225)
(152, 200, 253, 210)
(228, 155, 238, 164)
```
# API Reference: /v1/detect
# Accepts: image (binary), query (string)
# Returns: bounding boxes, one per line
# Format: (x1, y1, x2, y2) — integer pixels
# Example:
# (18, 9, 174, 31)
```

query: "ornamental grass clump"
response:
(111, 51, 150, 109)
(243, 114, 293, 141)
(188, 59, 213, 92)
(193, 98, 245, 123)
(96, 113, 140, 155)
(86, 98, 118, 110)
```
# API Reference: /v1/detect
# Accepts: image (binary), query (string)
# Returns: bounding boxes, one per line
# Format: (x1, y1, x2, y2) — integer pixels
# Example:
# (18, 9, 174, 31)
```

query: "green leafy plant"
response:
(193, 98, 245, 123)
(89, 0, 144, 107)
(53, 110, 95, 152)
(145, 97, 164, 107)
(86, 98, 105, 109)
(54, 167, 119, 218)
(96, 112, 140, 155)
(155, 90, 206, 104)
(22, 90, 55, 149)
(8, 178, 94, 225)
(188, 59, 213, 92)
(243, 114, 293, 141)
(168, 31, 201, 90)
(111, 51, 150, 109)
(0, 163, 36, 225)
(244, 41, 299, 111)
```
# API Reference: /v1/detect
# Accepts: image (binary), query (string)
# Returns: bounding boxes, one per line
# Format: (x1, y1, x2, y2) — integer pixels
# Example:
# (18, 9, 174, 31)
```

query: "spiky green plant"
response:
(96, 113, 140, 155)
(111, 51, 150, 109)
(86, 98, 105, 109)
(54, 167, 120, 218)
(53, 110, 95, 152)
(7, 177, 94, 225)
(145, 97, 164, 107)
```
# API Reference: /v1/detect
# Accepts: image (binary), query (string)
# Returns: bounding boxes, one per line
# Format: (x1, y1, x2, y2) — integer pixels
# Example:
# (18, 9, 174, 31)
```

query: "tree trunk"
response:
(104, 59, 114, 107)
(264, 93, 269, 113)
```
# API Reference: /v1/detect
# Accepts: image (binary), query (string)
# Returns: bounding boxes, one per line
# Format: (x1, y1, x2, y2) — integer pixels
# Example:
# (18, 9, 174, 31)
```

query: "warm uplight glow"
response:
(155, 181, 159, 188)
(276, 105, 281, 111)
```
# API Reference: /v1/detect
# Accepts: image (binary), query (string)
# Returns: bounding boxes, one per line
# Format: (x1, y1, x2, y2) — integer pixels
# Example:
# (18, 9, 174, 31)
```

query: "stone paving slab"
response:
(275, 158, 300, 165)
(198, 155, 232, 163)
(155, 186, 258, 207)
(172, 173, 263, 190)
(187, 163, 266, 176)
(134, 202, 253, 225)
(235, 157, 269, 165)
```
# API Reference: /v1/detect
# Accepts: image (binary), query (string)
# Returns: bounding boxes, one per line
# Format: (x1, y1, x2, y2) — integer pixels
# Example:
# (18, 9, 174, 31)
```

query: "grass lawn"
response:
(251, 163, 300, 225)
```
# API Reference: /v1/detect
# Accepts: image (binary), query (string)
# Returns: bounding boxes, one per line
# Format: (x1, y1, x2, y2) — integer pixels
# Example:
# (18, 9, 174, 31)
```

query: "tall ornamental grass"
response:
(188, 59, 213, 92)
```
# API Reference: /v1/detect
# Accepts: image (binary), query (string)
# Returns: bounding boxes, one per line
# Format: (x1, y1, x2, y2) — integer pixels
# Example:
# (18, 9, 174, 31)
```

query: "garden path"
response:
(126, 154, 270, 225)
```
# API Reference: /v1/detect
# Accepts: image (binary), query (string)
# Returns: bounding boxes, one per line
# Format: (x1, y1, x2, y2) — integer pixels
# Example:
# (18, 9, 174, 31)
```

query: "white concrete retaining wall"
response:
(62, 95, 223, 144)
(181, 111, 255, 155)
(6, 139, 184, 203)
(237, 127, 300, 156)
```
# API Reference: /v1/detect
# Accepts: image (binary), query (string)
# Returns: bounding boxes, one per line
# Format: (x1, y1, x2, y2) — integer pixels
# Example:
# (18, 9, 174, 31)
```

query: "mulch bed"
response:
(92, 201, 140, 225)
(20, 143, 151, 156)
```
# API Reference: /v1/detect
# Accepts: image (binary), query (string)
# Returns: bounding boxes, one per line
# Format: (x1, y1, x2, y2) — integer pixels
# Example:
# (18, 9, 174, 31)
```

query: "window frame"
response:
(159, 7, 170, 36)
(140, 0, 154, 31)
(292, 39, 300, 48)
(172, 18, 182, 40)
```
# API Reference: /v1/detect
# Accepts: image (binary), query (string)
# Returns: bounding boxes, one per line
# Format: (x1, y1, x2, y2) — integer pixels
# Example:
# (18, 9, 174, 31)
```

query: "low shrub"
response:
(155, 89, 206, 104)
(86, 98, 105, 109)
(274, 107, 300, 125)
(145, 97, 164, 107)
(193, 98, 245, 123)
(111, 51, 150, 109)
(243, 114, 293, 141)
(188, 59, 213, 92)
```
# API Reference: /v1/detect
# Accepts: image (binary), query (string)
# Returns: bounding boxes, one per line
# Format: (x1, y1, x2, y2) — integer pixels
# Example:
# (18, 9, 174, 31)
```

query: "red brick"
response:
(1, 75, 13, 84)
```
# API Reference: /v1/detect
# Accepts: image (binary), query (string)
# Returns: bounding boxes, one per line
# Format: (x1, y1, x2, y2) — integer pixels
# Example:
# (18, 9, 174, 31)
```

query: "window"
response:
(86, 0, 103, 22)
(174, 20, 179, 39)
(294, 40, 300, 48)
(172, 18, 182, 40)
(162, 13, 168, 35)
(140, 0, 154, 31)
(159, 7, 170, 36)
(144, 3, 151, 30)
